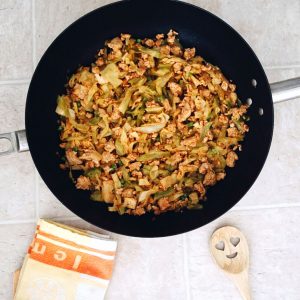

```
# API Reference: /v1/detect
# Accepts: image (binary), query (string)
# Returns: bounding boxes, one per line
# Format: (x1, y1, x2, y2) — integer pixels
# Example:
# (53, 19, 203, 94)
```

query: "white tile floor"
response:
(0, 1, 300, 299)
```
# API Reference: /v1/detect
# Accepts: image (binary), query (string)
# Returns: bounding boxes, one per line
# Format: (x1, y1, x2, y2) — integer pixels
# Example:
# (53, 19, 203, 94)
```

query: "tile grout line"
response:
(34, 169, 40, 220)
(0, 79, 31, 85)
(31, 0, 37, 69)
(32, 0, 39, 221)
(231, 202, 300, 211)
(182, 234, 191, 300)
(264, 64, 300, 70)
(0, 215, 81, 226)
(0, 219, 36, 225)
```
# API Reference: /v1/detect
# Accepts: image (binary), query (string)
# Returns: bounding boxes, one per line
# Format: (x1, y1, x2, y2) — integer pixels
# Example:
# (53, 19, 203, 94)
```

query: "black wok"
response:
(1, 0, 300, 237)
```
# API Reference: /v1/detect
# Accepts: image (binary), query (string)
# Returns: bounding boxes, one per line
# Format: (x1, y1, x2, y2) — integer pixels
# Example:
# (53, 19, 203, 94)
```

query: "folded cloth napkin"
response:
(14, 219, 117, 300)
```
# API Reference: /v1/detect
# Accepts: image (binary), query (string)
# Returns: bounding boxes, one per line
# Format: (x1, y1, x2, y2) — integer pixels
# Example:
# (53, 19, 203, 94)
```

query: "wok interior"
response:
(26, 0, 273, 237)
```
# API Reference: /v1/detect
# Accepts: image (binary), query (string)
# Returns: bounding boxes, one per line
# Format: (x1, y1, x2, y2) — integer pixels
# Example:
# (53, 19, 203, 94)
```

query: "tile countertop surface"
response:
(0, 0, 300, 299)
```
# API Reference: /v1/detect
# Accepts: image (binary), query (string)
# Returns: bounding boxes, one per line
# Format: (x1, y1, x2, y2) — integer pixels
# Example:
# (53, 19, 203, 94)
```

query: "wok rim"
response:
(25, 0, 274, 237)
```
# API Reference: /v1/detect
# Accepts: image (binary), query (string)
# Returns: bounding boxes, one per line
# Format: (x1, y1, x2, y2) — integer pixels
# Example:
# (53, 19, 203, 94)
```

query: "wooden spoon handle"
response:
(229, 269, 251, 300)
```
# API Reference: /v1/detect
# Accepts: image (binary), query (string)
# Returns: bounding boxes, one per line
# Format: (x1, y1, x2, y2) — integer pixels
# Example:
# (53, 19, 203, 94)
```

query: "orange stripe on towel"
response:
(37, 230, 116, 257)
(28, 238, 114, 280)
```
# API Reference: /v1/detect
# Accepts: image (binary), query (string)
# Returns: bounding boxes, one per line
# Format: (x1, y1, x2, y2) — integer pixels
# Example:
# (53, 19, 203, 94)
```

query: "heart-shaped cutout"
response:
(215, 241, 225, 251)
(230, 237, 240, 247)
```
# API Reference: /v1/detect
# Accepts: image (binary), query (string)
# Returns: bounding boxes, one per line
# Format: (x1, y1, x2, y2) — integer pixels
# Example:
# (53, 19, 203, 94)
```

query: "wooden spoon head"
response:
(210, 226, 249, 274)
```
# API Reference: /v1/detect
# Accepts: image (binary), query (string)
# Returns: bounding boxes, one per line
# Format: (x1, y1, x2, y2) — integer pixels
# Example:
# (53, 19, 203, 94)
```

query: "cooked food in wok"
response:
(56, 30, 249, 216)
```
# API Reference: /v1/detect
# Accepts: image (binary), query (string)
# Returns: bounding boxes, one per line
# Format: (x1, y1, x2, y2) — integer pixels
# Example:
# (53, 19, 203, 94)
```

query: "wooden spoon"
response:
(210, 226, 251, 300)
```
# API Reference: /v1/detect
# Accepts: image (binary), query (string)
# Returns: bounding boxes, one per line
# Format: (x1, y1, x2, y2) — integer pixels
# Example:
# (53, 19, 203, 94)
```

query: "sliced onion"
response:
(79, 150, 102, 163)
(134, 113, 170, 133)
(111, 173, 122, 189)
(138, 188, 157, 202)
(145, 107, 164, 114)
(120, 129, 129, 154)
(135, 123, 166, 133)
(94, 73, 108, 85)
(68, 108, 75, 119)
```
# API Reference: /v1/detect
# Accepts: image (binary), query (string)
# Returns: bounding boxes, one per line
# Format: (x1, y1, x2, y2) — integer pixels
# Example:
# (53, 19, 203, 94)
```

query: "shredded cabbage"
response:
(55, 96, 70, 117)
(56, 30, 249, 216)
(154, 187, 174, 200)
(137, 151, 170, 162)
(100, 63, 122, 88)
(118, 87, 135, 114)
(155, 72, 173, 95)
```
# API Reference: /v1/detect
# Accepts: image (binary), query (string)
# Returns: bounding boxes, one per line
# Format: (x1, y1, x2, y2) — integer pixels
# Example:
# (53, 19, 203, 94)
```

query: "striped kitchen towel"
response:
(14, 219, 117, 300)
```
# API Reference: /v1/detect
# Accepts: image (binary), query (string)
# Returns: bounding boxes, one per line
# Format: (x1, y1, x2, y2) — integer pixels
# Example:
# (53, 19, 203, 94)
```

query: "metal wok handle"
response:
(271, 77, 300, 104)
(0, 130, 28, 156)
